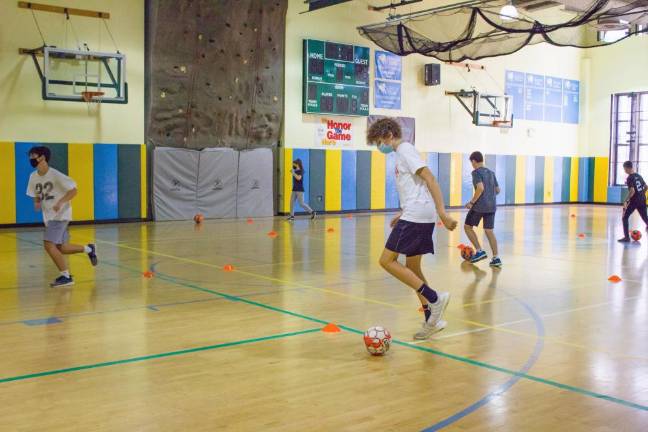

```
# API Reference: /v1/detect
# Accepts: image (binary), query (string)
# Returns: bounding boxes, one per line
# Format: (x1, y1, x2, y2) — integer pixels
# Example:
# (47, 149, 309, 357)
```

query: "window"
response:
(610, 92, 648, 185)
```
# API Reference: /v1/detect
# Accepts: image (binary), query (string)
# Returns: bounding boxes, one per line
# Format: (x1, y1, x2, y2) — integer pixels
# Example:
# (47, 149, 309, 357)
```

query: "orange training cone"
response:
(345, 214, 353, 219)
(327, 227, 335, 233)
(577, 233, 586, 238)
(322, 323, 342, 333)
(608, 275, 622, 283)
(143, 271, 154, 279)
(267, 230, 278, 238)
(223, 264, 235, 272)
(246, 218, 254, 224)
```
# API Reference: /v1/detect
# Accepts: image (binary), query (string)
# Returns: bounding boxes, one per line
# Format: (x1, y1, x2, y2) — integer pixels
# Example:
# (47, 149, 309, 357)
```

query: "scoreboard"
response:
(303, 39, 370, 116)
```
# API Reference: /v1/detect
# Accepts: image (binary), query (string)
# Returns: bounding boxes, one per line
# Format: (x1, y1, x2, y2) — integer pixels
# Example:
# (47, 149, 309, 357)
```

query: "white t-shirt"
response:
(26, 168, 77, 224)
(393, 142, 437, 223)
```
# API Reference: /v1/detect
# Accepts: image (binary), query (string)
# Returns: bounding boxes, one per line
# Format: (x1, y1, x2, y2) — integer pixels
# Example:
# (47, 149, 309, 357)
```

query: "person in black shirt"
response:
(464, 151, 501, 267)
(618, 161, 648, 242)
(288, 159, 315, 221)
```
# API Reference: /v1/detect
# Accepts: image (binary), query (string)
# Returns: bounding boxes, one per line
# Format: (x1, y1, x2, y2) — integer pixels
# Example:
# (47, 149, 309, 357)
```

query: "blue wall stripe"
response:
(534, 156, 544, 203)
(587, 157, 595, 202)
(562, 157, 571, 202)
(505, 155, 516, 204)
(461, 154, 473, 205)
(292, 149, 311, 207)
(525, 156, 536, 203)
(356, 151, 372, 210)
(309, 150, 325, 212)
(438, 153, 451, 205)
(15, 142, 41, 224)
(427, 152, 439, 178)
(93, 144, 118, 220)
(385, 153, 399, 209)
(553, 157, 563, 203)
(495, 155, 507, 206)
(578, 157, 589, 202)
(341, 150, 357, 211)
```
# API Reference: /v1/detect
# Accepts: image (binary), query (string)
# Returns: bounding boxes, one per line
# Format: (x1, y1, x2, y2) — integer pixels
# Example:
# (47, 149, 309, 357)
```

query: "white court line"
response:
(413, 294, 647, 344)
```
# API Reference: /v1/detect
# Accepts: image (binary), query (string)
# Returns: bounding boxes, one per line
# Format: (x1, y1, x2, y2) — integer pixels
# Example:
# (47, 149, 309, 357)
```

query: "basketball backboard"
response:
(446, 90, 513, 128)
(21, 46, 128, 104)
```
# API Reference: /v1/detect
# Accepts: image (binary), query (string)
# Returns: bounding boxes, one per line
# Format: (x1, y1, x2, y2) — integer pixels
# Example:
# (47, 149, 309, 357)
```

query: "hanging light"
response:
(500, 3, 518, 21)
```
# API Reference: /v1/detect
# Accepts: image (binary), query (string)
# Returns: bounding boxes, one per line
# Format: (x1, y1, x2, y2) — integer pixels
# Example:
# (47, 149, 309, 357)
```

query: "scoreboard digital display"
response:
(303, 39, 370, 116)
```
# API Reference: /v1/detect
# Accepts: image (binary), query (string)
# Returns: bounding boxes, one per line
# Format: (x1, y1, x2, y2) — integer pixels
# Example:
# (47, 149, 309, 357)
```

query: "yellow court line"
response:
(80, 236, 648, 362)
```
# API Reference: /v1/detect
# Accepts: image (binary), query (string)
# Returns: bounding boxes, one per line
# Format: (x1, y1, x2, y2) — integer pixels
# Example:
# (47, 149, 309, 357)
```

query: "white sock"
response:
(60, 270, 70, 278)
(84, 245, 92, 253)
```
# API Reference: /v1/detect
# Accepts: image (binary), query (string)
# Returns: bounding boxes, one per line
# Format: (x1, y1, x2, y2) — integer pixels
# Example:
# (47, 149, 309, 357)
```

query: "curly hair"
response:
(367, 118, 402, 144)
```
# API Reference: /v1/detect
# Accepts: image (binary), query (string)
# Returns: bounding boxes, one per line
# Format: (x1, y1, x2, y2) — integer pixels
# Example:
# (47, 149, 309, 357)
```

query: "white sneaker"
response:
(427, 292, 450, 326)
(413, 319, 447, 340)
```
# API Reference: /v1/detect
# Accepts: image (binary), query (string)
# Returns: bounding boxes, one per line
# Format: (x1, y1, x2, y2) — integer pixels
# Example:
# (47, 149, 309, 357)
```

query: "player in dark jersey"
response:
(618, 161, 648, 242)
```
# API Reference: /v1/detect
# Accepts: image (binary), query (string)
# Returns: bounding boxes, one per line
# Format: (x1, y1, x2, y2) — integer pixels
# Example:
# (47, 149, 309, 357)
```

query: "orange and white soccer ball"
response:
(363, 326, 392, 356)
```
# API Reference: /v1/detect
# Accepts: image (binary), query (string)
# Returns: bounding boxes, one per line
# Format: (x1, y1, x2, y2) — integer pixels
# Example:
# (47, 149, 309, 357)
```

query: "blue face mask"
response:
(378, 144, 393, 154)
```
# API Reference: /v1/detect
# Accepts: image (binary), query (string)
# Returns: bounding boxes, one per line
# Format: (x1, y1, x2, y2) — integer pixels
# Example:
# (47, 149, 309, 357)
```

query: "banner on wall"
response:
(314, 118, 354, 148)
(374, 80, 401, 110)
(374, 50, 402, 110)
(375, 50, 402, 81)
(367, 115, 415, 145)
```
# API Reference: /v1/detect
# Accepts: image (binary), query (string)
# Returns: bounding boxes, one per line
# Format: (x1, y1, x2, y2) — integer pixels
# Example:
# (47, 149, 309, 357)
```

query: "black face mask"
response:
(30, 158, 40, 168)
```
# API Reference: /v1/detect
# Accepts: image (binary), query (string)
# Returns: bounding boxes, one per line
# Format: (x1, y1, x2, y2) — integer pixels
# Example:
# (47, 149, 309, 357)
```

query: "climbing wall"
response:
(147, 0, 287, 149)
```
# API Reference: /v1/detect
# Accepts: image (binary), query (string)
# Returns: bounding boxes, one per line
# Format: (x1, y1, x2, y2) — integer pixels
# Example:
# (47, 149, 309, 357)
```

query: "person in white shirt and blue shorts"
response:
(26, 146, 98, 287)
(367, 118, 458, 340)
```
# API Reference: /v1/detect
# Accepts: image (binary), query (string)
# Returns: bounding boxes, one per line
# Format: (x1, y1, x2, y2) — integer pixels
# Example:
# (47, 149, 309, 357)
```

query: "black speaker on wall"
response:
(424, 63, 441, 86)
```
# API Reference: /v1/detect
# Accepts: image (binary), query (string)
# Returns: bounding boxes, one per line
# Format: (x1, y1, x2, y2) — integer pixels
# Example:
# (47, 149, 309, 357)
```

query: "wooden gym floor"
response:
(0, 205, 647, 431)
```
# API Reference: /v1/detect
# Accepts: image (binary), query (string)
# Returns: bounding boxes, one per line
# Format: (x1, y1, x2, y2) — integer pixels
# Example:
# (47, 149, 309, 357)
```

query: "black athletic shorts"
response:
(385, 220, 435, 257)
(465, 210, 495, 230)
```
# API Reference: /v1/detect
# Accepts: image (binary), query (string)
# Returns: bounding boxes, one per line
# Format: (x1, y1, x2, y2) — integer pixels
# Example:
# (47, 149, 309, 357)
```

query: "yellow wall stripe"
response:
(544, 156, 554, 203)
(594, 157, 609, 203)
(68, 143, 94, 221)
(0, 142, 16, 224)
(325, 150, 342, 211)
(370, 151, 386, 209)
(570, 157, 579, 202)
(283, 148, 293, 213)
(140, 145, 147, 218)
(449, 153, 462, 206)
(515, 155, 526, 204)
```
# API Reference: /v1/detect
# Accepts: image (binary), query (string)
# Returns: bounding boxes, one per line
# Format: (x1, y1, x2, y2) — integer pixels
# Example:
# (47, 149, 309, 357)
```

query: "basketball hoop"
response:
(492, 120, 512, 127)
(81, 91, 104, 103)
(492, 119, 512, 134)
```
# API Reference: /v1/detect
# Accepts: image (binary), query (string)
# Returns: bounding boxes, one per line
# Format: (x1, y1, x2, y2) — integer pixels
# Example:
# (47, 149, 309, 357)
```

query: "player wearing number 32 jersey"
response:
(26, 146, 98, 287)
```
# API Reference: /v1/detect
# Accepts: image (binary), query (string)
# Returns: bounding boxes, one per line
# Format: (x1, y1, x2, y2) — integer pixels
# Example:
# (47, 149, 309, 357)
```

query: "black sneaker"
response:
(286, 216, 295, 221)
(87, 244, 98, 266)
(50, 275, 74, 287)
(618, 237, 631, 243)
(310, 211, 317, 220)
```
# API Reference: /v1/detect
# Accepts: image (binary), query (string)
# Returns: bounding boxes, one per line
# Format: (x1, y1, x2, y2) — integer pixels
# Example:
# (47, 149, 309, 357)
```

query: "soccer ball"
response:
(363, 326, 392, 356)
(631, 230, 642, 241)
(461, 245, 475, 261)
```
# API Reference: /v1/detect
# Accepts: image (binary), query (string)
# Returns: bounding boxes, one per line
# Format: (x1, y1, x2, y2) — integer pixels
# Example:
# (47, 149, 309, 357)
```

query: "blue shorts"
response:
(465, 210, 495, 230)
(44, 221, 70, 245)
(385, 220, 435, 257)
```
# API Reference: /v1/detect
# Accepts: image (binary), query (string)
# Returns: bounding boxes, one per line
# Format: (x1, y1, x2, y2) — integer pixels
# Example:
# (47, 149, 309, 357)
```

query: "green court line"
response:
(130, 263, 648, 413)
(7, 235, 648, 413)
(0, 328, 321, 384)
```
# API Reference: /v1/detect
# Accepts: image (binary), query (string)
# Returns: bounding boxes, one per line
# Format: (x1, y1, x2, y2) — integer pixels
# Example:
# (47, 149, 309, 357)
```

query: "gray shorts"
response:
(44, 221, 70, 245)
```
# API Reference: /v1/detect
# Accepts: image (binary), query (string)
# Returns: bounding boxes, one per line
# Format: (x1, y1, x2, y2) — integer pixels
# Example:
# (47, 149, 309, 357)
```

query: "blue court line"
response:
(0, 328, 322, 384)
(6, 234, 648, 414)
(0, 287, 305, 328)
(23, 317, 63, 326)
(421, 295, 545, 431)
